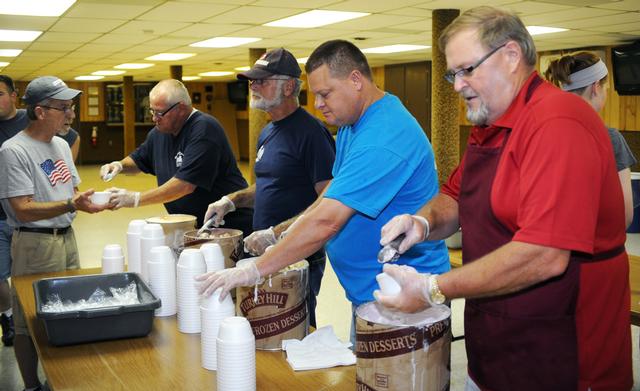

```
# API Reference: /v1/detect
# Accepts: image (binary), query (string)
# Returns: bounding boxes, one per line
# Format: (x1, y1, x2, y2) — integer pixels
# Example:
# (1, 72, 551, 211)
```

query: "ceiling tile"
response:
(111, 20, 191, 35)
(553, 12, 640, 29)
(384, 7, 434, 17)
(330, 14, 426, 31)
(0, 15, 57, 31)
(250, 0, 337, 8)
(50, 18, 126, 34)
(170, 23, 246, 39)
(592, 0, 640, 11)
(203, 6, 302, 25)
(36, 32, 102, 43)
(324, 0, 429, 13)
(521, 7, 621, 24)
(65, 2, 158, 19)
(136, 1, 237, 22)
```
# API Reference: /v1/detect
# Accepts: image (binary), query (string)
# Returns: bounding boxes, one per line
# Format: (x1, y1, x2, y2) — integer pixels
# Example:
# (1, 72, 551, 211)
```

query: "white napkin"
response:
(282, 326, 356, 371)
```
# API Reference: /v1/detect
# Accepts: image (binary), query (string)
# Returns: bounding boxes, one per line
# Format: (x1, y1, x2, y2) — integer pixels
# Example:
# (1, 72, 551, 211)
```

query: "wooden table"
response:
(13, 268, 355, 391)
(448, 249, 640, 326)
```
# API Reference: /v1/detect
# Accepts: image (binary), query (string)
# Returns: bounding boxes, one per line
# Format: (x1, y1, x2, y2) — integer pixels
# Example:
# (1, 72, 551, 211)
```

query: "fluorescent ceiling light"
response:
(145, 53, 196, 61)
(0, 29, 42, 42)
(297, 57, 308, 64)
(190, 37, 261, 48)
(182, 76, 201, 81)
(199, 71, 233, 77)
(92, 70, 125, 76)
(526, 26, 567, 35)
(362, 44, 430, 54)
(264, 10, 369, 28)
(0, 0, 75, 17)
(235, 66, 250, 71)
(114, 63, 154, 69)
(75, 75, 104, 81)
(0, 62, 9, 67)
(0, 49, 22, 57)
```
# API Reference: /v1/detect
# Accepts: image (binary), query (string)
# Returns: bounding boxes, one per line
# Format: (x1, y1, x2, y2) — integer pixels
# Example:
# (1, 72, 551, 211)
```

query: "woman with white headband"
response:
(545, 52, 637, 227)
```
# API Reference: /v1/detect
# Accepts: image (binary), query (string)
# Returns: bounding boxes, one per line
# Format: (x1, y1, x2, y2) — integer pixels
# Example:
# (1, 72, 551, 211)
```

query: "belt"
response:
(16, 226, 71, 235)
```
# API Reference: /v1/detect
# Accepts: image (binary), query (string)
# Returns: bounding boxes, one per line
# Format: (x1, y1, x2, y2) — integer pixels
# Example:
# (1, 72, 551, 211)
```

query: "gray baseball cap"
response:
(22, 76, 82, 105)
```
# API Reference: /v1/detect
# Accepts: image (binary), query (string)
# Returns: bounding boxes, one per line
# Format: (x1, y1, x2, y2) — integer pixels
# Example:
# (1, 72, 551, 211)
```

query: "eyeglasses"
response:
(40, 104, 75, 113)
(249, 78, 290, 87)
(149, 101, 180, 118)
(443, 43, 506, 84)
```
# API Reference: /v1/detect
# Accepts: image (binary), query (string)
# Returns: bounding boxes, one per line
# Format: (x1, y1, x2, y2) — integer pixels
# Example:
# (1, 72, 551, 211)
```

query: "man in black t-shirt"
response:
(100, 79, 252, 235)
(202, 49, 335, 327)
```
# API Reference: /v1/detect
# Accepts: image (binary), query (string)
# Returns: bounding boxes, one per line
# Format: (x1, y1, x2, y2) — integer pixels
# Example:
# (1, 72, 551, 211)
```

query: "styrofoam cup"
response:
(200, 243, 225, 273)
(217, 316, 254, 343)
(376, 272, 402, 296)
(178, 248, 206, 269)
(102, 255, 124, 274)
(102, 244, 124, 258)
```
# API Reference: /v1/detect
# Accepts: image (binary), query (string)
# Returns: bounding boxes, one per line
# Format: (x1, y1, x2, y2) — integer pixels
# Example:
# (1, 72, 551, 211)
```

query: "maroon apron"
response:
(459, 76, 581, 390)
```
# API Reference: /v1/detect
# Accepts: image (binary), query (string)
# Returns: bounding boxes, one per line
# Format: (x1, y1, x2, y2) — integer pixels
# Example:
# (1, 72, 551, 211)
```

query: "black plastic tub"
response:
(33, 273, 161, 346)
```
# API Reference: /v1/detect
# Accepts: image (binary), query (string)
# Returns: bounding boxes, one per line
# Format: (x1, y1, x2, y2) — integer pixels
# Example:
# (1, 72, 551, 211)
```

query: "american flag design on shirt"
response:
(40, 159, 72, 186)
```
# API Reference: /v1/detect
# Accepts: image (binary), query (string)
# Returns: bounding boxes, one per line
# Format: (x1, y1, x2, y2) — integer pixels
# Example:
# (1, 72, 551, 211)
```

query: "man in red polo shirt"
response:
(376, 6, 632, 391)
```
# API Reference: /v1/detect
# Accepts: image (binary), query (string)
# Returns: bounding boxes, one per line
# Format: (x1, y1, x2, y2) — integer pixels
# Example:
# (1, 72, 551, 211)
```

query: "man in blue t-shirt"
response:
(203, 48, 335, 327)
(197, 40, 449, 340)
(0, 75, 26, 347)
(100, 79, 252, 234)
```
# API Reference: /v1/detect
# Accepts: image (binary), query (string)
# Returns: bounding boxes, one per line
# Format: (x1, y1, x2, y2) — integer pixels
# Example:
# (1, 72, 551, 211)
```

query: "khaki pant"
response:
(11, 228, 79, 335)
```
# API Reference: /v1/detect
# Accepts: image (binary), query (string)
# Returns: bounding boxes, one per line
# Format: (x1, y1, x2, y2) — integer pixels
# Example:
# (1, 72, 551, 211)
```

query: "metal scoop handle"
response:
(197, 213, 216, 236)
(377, 233, 406, 263)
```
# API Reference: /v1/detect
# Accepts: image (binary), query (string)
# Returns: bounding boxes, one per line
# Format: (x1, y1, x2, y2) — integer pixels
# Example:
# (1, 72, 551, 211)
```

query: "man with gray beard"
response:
(203, 48, 335, 327)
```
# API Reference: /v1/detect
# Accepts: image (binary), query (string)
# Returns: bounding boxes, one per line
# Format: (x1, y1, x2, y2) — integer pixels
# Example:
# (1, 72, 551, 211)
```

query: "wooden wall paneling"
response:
(405, 62, 431, 136)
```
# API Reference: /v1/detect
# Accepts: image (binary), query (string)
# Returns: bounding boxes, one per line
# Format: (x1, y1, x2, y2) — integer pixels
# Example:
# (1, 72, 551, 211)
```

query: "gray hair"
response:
(26, 98, 53, 120)
(150, 79, 192, 106)
(439, 6, 537, 67)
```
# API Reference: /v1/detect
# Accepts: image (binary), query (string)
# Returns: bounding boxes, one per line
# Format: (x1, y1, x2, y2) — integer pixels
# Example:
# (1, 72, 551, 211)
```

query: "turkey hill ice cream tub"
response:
(236, 259, 309, 350)
(355, 302, 451, 391)
(183, 228, 243, 268)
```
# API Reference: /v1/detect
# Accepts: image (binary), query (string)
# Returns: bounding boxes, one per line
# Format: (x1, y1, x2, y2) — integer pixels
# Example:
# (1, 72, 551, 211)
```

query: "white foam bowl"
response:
(90, 191, 111, 205)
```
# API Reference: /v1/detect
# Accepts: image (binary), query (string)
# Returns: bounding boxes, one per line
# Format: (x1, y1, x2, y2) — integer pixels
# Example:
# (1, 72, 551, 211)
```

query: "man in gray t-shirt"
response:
(0, 76, 109, 391)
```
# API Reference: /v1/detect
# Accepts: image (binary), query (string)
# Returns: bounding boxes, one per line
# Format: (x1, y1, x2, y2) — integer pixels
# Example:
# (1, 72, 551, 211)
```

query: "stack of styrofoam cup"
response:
(216, 316, 256, 391)
(177, 248, 206, 333)
(201, 288, 235, 370)
(148, 245, 177, 317)
(140, 224, 165, 284)
(102, 244, 125, 274)
(200, 243, 226, 273)
(126, 220, 147, 274)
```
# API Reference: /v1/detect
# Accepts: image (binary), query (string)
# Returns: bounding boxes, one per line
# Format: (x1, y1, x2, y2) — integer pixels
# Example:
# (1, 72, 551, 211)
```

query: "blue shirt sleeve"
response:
(325, 146, 414, 218)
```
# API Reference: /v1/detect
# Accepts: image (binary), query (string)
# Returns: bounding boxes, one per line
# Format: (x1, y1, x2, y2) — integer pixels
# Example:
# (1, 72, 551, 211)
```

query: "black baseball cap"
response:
(237, 48, 301, 80)
(22, 76, 81, 105)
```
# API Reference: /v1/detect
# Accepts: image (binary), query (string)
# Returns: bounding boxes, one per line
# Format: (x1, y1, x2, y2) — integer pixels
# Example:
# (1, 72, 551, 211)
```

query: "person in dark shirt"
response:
(100, 79, 252, 234)
(0, 74, 27, 347)
(203, 48, 336, 327)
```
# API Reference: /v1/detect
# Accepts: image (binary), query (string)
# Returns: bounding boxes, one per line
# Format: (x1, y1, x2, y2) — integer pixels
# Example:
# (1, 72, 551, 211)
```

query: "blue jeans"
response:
(0, 219, 12, 280)
(306, 251, 326, 328)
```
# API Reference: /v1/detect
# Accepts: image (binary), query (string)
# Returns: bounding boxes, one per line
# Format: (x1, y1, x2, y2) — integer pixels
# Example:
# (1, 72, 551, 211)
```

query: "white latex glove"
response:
(380, 214, 429, 254)
(278, 215, 303, 240)
(243, 227, 277, 256)
(100, 161, 123, 181)
(204, 196, 235, 227)
(106, 187, 140, 209)
(194, 259, 260, 299)
(373, 264, 431, 313)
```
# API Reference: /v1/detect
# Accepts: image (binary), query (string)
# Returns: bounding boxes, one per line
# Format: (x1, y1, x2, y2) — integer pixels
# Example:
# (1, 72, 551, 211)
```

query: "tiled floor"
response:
(0, 165, 639, 390)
